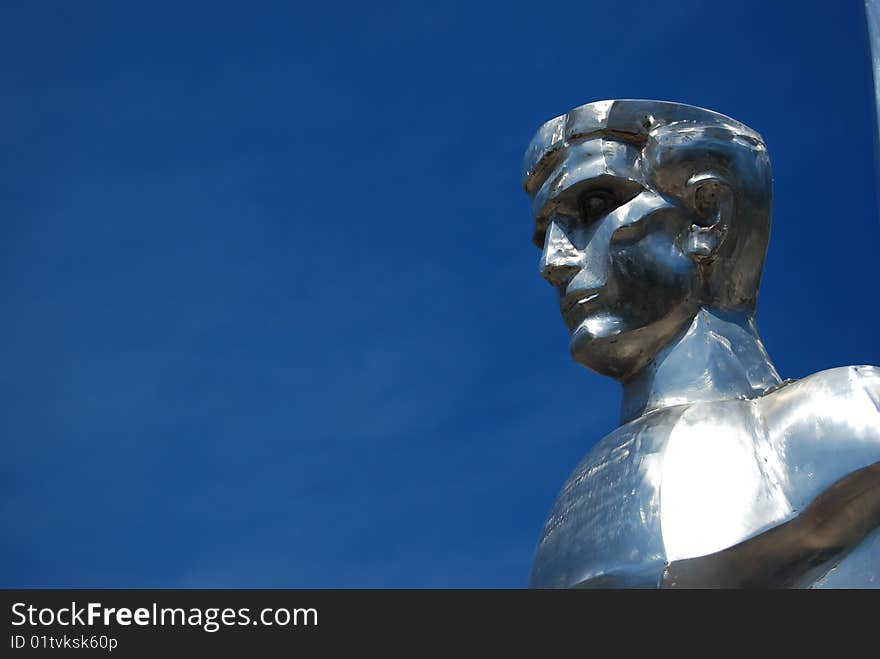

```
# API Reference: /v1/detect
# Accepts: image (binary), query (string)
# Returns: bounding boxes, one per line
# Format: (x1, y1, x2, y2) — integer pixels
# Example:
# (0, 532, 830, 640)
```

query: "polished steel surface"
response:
(523, 100, 880, 588)
(867, 0, 880, 175)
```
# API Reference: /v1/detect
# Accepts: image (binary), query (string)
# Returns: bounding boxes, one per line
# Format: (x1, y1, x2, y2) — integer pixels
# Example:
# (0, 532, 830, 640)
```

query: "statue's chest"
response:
(656, 401, 793, 562)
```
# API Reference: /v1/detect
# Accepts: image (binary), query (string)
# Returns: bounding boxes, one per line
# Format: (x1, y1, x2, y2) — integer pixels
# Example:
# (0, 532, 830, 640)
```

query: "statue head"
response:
(523, 100, 773, 381)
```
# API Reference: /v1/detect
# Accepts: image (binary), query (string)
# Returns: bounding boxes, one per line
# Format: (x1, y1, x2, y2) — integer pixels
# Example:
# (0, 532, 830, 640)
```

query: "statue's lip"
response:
(560, 288, 602, 324)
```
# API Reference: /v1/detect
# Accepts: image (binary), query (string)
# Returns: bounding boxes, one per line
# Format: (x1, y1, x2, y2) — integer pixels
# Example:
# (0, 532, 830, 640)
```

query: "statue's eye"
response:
(580, 189, 617, 223)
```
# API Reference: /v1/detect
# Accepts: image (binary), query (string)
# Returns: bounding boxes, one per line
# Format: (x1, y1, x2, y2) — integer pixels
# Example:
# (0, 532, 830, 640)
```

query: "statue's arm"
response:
(660, 460, 880, 588)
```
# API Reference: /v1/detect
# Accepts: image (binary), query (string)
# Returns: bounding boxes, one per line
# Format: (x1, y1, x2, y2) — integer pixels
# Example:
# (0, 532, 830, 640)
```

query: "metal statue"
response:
(523, 100, 880, 588)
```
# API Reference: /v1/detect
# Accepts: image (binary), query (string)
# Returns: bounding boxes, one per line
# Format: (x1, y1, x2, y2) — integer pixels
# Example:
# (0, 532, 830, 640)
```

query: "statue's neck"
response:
(620, 308, 781, 424)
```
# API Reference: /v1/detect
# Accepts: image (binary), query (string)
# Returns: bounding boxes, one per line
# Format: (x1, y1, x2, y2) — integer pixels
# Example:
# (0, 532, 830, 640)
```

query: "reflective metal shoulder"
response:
(759, 365, 880, 512)
(528, 407, 684, 588)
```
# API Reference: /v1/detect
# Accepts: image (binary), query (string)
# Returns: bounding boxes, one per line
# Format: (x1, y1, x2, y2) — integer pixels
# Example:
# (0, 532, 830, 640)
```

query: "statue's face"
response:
(534, 137, 706, 380)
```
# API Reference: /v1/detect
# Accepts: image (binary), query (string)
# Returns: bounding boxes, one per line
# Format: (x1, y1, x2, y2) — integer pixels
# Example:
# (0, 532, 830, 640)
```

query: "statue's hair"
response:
(522, 99, 763, 194)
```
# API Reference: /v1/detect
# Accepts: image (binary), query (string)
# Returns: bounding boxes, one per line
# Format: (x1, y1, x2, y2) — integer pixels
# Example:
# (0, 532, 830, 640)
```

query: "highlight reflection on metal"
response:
(866, 0, 880, 174)
(523, 100, 880, 588)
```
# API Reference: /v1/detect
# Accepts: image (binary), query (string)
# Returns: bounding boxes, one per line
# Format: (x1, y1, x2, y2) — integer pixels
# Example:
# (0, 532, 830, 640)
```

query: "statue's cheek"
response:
(610, 229, 696, 294)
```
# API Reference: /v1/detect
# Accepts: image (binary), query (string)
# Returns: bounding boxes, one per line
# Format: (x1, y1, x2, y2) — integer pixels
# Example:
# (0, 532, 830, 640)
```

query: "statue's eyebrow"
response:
(530, 140, 646, 220)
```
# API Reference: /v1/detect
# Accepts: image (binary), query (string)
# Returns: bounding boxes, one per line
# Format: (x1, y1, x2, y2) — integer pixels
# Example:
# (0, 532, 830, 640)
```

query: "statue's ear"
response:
(684, 172, 733, 261)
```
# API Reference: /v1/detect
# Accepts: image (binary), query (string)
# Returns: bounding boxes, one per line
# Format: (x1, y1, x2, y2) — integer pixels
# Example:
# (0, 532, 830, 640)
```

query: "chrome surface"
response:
(866, 0, 880, 177)
(523, 100, 880, 588)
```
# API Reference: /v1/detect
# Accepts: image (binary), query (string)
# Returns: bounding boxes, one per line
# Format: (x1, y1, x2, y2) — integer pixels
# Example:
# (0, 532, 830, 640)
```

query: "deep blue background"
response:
(3, 1, 879, 587)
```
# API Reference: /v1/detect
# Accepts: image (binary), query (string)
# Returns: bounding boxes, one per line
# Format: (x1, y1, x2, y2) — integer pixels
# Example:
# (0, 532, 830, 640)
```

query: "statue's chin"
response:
(568, 306, 699, 381)
(569, 314, 634, 381)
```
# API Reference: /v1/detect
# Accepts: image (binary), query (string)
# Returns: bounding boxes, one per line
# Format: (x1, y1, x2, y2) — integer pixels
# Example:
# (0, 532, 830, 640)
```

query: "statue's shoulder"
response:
(785, 364, 879, 402)
(528, 406, 686, 588)
(760, 365, 880, 437)
(759, 365, 880, 508)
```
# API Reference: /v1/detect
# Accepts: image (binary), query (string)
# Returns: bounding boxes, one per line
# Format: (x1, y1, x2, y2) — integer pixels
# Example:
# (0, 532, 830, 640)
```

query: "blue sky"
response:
(3, 0, 879, 587)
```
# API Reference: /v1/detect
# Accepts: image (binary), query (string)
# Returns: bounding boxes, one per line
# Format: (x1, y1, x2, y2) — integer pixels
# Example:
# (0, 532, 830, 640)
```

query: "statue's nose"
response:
(539, 219, 580, 288)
